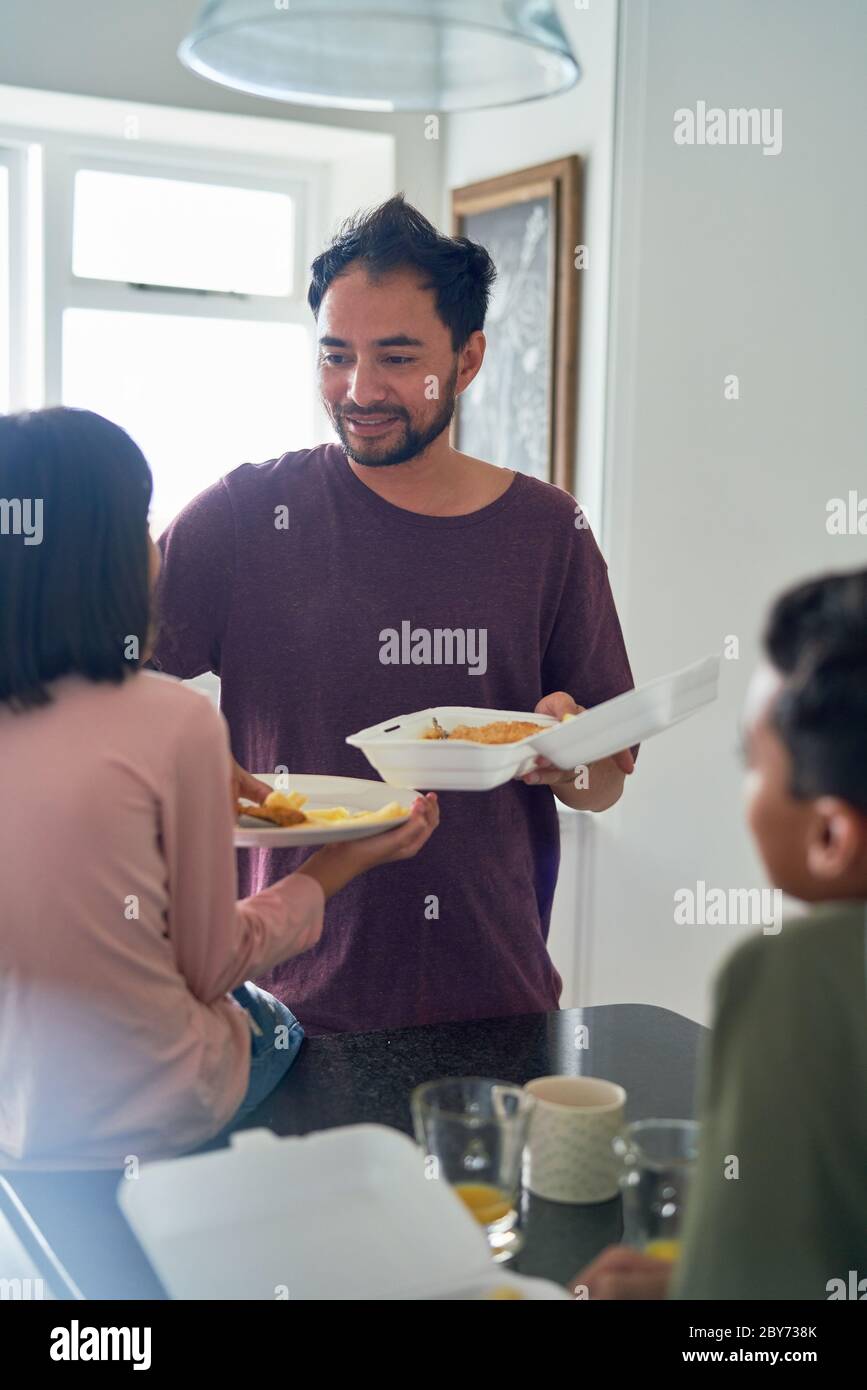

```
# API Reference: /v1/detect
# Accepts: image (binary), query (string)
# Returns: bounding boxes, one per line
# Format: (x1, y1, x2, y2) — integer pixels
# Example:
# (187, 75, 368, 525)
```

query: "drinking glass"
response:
(613, 1119, 700, 1262)
(411, 1077, 535, 1262)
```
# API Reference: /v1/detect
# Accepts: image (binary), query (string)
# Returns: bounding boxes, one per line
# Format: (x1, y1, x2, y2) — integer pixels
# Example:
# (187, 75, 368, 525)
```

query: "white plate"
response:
(119, 1125, 573, 1301)
(234, 773, 415, 848)
(345, 654, 721, 791)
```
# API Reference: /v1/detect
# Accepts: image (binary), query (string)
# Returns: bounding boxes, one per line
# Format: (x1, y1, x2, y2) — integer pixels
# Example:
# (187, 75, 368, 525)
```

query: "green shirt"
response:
(672, 899, 867, 1300)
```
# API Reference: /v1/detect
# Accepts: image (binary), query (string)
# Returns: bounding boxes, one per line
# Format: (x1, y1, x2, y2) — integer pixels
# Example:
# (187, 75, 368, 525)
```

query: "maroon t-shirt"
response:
(153, 445, 635, 1035)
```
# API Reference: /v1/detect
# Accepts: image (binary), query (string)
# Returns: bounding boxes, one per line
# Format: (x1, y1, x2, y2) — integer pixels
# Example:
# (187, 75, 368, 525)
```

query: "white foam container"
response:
(119, 1125, 570, 1301)
(350, 707, 559, 791)
(346, 654, 721, 791)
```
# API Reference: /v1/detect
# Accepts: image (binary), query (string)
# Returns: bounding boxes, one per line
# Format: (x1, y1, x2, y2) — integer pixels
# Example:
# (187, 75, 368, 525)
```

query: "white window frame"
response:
(44, 138, 321, 406)
(0, 141, 36, 410)
(0, 84, 396, 430)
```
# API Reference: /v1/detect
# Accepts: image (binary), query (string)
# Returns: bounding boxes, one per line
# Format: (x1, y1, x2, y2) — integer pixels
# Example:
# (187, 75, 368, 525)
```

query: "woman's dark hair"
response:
(763, 568, 867, 813)
(0, 407, 153, 710)
(307, 193, 496, 350)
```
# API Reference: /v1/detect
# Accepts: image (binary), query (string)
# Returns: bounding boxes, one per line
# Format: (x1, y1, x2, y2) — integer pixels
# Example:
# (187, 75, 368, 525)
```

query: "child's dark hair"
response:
(763, 568, 867, 813)
(308, 193, 496, 350)
(0, 407, 153, 711)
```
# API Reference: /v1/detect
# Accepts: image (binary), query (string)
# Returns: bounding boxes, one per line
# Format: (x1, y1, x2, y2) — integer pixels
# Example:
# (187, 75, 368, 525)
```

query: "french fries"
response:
(239, 789, 409, 828)
(265, 791, 306, 811)
(237, 793, 306, 827)
(309, 801, 408, 826)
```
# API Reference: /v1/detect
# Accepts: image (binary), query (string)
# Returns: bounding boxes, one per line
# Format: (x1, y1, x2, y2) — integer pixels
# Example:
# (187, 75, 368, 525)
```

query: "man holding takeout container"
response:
(153, 195, 636, 1035)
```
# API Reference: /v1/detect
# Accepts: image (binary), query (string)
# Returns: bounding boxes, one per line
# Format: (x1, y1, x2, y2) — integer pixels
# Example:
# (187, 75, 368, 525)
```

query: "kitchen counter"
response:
(3, 1002, 705, 1297)
(219, 1001, 706, 1289)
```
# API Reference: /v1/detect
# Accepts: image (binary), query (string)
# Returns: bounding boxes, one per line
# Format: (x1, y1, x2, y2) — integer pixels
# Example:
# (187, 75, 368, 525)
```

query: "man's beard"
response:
(332, 372, 458, 468)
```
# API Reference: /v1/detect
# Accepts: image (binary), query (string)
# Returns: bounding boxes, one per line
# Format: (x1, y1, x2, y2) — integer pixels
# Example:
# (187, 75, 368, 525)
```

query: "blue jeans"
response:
(227, 981, 305, 1123)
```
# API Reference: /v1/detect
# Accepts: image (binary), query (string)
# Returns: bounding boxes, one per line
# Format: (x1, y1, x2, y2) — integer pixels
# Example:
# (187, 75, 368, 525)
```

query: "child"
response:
(0, 407, 438, 1170)
(576, 567, 867, 1299)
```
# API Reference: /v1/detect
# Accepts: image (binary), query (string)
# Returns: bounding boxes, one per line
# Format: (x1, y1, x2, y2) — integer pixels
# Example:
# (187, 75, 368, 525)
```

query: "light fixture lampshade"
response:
(178, 0, 580, 113)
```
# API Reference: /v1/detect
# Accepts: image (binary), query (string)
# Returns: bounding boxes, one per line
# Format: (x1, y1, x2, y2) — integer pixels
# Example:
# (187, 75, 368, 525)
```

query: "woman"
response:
(0, 407, 438, 1169)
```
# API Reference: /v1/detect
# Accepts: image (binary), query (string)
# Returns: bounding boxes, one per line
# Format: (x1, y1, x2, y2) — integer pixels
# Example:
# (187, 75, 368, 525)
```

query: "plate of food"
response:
(345, 654, 720, 792)
(235, 774, 415, 847)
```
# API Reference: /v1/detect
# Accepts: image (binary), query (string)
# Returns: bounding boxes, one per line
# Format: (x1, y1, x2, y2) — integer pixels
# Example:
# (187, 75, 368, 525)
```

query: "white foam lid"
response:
(119, 1124, 570, 1301)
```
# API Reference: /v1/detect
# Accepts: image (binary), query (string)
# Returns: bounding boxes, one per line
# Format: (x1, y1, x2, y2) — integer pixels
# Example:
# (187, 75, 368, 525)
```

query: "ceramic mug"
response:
(523, 1076, 627, 1204)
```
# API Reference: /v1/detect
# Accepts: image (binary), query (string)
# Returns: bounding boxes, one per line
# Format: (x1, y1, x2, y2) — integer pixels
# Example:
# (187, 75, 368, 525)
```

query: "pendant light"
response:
(178, 0, 580, 113)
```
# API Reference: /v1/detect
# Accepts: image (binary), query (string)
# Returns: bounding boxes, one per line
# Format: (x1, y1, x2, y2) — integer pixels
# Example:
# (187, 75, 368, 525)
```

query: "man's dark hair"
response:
(308, 193, 496, 350)
(763, 568, 867, 813)
(0, 407, 153, 711)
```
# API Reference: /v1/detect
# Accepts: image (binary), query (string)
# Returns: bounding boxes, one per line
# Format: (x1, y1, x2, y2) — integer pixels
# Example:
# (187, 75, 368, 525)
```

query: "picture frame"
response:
(451, 156, 581, 492)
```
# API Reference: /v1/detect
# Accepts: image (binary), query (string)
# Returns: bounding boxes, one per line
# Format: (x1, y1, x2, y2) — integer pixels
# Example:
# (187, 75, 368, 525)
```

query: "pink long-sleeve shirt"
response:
(0, 670, 324, 1170)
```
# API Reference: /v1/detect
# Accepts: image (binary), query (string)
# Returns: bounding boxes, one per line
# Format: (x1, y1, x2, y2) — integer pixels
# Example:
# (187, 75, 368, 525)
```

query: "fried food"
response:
(304, 801, 408, 825)
(237, 789, 409, 828)
(422, 719, 547, 744)
(237, 800, 307, 827)
(266, 791, 305, 811)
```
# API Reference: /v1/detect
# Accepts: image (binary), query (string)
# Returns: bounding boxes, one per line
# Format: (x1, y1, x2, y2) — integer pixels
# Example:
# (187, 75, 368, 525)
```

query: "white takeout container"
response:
(118, 1125, 570, 1301)
(346, 654, 721, 792)
(350, 707, 559, 791)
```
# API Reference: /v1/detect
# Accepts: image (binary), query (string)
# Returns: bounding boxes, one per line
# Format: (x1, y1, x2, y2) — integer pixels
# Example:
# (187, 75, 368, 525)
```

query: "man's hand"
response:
(518, 692, 635, 811)
(570, 1245, 673, 1301)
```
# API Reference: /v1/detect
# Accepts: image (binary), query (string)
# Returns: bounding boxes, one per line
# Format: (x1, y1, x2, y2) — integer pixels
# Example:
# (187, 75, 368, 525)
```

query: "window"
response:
(0, 88, 393, 711)
(0, 118, 343, 533)
(0, 161, 9, 415)
(0, 146, 28, 415)
(53, 157, 316, 534)
(63, 308, 313, 535)
(72, 169, 295, 297)
(0, 90, 393, 536)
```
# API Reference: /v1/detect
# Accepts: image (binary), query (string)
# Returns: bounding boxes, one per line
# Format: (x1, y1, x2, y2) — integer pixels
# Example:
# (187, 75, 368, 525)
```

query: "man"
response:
(574, 568, 867, 1300)
(153, 194, 636, 1035)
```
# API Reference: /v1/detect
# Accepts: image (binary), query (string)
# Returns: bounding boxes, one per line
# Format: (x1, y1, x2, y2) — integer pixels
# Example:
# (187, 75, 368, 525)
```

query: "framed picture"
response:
(451, 156, 581, 492)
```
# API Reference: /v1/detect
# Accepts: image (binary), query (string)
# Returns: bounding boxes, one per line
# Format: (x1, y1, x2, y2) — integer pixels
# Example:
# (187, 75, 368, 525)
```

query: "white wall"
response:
(443, 0, 619, 523)
(592, 0, 867, 1021)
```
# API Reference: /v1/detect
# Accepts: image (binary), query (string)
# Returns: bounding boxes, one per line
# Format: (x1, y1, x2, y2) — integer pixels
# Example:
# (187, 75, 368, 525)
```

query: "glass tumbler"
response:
(613, 1118, 700, 1263)
(411, 1077, 535, 1262)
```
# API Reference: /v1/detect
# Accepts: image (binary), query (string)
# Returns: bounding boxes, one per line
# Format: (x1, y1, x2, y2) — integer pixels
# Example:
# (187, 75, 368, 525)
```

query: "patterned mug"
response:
(523, 1076, 627, 1204)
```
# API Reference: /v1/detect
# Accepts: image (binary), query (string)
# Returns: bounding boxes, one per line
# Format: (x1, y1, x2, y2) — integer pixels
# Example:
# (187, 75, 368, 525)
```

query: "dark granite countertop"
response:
(4, 1002, 705, 1298)
(224, 1001, 707, 1289)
